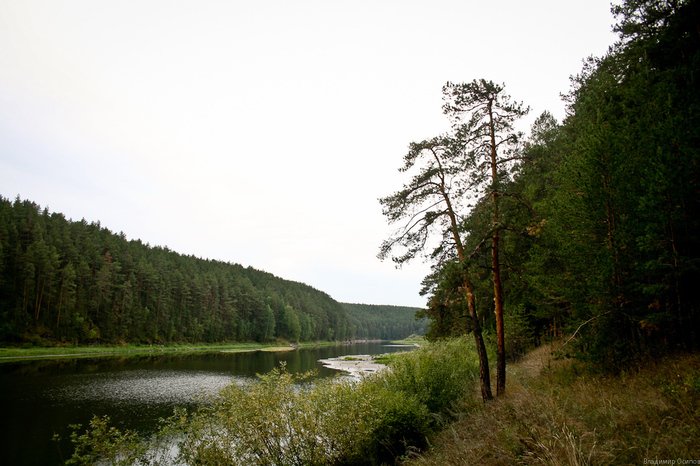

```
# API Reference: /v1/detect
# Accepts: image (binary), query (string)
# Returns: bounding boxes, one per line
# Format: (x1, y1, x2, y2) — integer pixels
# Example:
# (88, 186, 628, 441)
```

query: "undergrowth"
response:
(406, 345, 700, 465)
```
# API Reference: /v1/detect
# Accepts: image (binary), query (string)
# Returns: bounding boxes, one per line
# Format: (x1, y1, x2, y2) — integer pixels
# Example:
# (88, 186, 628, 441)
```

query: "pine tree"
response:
(443, 80, 529, 396)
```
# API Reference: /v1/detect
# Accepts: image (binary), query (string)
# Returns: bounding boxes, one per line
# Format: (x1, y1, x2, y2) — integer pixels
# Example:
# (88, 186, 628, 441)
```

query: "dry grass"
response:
(405, 344, 700, 465)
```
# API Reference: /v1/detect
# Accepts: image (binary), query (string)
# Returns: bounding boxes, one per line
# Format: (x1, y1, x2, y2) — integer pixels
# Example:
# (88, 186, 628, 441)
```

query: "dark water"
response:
(0, 343, 411, 466)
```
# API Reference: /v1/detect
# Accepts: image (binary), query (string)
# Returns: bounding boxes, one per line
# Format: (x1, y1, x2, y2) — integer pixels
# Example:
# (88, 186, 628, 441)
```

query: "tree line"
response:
(342, 303, 427, 340)
(380, 0, 699, 400)
(0, 196, 355, 345)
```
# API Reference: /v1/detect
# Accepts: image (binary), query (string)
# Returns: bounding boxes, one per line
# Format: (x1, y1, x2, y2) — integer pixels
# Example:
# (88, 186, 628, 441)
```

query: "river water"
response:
(0, 342, 412, 466)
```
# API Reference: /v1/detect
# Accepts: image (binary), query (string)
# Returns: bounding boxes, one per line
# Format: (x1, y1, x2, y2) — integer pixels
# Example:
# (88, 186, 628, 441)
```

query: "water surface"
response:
(0, 342, 411, 465)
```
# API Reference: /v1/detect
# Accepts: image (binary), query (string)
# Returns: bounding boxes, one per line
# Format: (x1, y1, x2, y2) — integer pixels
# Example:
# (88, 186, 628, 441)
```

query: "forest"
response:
(342, 303, 427, 340)
(0, 196, 356, 345)
(380, 0, 699, 390)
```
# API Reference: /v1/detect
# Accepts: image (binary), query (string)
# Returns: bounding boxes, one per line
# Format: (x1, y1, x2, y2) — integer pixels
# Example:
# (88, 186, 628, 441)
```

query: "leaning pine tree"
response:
(378, 135, 493, 402)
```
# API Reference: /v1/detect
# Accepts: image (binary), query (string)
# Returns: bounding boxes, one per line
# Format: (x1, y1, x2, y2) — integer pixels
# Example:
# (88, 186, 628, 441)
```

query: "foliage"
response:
(0, 197, 354, 345)
(342, 303, 428, 340)
(377, 134, 472, 266)
(64, 415, 149, 466)
(65, 339, 480, 465)
(418, 261, 475, 340)
(545, 0, 700, 366)
(381, 337, 481, 417)
(412, 0, 700, 371)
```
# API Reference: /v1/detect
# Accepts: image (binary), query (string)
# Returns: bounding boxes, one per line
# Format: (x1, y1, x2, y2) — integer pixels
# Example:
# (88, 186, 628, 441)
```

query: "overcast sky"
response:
(0, 1, 618, 307)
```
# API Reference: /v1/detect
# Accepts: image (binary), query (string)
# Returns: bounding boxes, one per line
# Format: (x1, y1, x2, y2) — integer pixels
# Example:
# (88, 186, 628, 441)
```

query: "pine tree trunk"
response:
(489, 102, 506, 396)
(35, 276, 45, 322)
(466, 278, 493, 401)
(493, 227, 506, 396)
(441, 171, 493, 402)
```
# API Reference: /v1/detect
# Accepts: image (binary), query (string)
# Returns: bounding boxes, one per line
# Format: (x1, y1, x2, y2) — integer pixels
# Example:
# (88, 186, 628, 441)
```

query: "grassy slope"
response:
(407, 344, 700, 465)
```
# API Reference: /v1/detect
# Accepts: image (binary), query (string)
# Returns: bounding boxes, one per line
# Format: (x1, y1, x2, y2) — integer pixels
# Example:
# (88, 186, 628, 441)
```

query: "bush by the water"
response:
(381, 337, 480, 417)
(63, 337, 481, 465)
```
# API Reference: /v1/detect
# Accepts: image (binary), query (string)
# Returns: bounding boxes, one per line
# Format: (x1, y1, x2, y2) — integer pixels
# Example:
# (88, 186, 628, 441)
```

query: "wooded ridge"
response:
(341, 302, 427, 340)
(0, 196, 358, 345)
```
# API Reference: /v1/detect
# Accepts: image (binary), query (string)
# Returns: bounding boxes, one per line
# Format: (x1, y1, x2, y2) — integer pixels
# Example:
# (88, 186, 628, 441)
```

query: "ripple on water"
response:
(49, 370, 249, 406)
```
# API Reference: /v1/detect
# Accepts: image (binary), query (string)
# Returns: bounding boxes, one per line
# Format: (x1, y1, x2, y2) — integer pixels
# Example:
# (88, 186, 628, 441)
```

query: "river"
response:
(0, 342, 413, 466)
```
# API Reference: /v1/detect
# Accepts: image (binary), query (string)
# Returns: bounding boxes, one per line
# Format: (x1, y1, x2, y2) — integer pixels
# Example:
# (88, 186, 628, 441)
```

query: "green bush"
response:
(366, 388, 431, 464)
(381, 337, 480, 418)
(171, 367, 433, 465)
(63, 415, 149, 466)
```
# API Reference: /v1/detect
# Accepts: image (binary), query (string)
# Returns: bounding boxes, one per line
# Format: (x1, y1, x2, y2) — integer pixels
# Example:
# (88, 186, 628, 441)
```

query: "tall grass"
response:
(407, 345, 700, 465)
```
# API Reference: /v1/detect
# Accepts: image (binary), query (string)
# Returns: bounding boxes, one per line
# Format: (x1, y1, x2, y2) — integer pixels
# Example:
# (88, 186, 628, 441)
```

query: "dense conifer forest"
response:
(342, 303, 427, 340)
(382, 0, 700, 376)
(0, 196, 357, 345)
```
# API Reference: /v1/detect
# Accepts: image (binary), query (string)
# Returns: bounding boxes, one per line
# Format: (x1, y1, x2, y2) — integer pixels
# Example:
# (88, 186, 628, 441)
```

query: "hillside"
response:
(342, 302, 427, 340)
(406, 345, 700, 464)
(0, 196, 354, 345)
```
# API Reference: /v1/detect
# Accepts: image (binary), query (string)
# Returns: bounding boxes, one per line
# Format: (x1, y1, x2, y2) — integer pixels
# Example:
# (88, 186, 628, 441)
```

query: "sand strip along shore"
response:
(318, 354, 386, 377)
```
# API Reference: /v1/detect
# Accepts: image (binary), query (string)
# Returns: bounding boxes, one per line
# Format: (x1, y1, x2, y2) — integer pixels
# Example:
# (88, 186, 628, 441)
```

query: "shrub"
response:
(381, 337, 480, 418)
(172, 367, 433, 465)
(64, 415, 149, 466)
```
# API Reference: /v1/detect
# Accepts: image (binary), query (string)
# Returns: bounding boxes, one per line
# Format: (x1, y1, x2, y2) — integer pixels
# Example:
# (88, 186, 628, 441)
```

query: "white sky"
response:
(0, 0, 618, 307)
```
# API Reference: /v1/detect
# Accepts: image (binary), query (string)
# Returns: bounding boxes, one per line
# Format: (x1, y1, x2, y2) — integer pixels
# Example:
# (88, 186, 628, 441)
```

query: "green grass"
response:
(0, 340, 339, 362)
(390, 334, 425, 345)
(372, 353, 402, 365)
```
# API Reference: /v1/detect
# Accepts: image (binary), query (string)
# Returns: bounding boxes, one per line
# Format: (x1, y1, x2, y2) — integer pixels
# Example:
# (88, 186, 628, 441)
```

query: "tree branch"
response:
(559, 311, 613, 349)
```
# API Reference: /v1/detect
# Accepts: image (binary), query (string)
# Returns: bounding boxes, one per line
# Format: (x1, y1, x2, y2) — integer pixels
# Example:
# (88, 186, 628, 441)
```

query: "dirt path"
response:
(510, 343, 558, 379)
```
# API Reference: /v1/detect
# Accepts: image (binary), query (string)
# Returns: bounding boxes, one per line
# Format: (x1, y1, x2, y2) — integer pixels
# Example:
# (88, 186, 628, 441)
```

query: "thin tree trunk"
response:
(23, 280, 29, 314)
(492, 227, 506, 396)
(489, 102, 506, 397)
(465, 277, 493, 401)
(46, 279, 53, 324)
(435, 149, 493, 402)
(35, 276, 45, 322)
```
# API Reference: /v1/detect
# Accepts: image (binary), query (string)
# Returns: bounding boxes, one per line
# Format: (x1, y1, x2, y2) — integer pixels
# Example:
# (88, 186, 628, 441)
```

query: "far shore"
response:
(0, 338, 421, 363)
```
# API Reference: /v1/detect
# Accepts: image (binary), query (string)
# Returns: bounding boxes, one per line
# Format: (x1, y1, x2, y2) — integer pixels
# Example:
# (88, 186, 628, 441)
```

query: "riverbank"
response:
(0, 339, 415, 362)
(0, 340, 337, 362)
(405, 345, 700, 465)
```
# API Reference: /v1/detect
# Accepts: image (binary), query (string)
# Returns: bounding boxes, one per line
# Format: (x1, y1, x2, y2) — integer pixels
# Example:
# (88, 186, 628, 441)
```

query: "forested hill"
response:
(380, 1, 700, 373)
(342, 303, 427, 340)
(0, 196, 355, 345)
